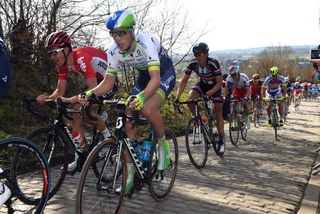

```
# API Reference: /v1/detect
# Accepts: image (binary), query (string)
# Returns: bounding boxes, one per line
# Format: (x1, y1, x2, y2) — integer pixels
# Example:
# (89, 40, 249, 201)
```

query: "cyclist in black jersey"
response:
(0, 37, 12, 99)
(0, 37, 12, 205)
(175, 42, 225, 155)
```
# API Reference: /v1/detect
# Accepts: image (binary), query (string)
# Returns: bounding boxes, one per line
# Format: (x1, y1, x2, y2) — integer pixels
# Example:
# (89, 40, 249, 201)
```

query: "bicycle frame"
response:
(179, 98, 216, 144)
(103, 101, 154, 181)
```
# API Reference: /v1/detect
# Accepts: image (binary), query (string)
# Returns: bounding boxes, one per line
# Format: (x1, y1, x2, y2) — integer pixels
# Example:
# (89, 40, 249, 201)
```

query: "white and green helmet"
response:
(106, 9, 136, 31)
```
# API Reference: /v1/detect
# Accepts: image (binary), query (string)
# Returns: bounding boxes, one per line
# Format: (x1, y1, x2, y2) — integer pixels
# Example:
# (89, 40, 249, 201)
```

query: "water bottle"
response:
(140, 140, 152, 161)
(132, 140, 142, 159)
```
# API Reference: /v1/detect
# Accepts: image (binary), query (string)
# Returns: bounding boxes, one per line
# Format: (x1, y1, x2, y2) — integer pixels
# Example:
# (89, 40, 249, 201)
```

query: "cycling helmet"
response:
(294, 81, 300, 86)
(106, 9, 136, 31)
(192, 42, 209, 54)
(228, 65, 240, 75)
(44, 31, 71, 49)
(270, 66, 279, 76)
(284, 76, 289, 83)
(252, 73, 260, 79)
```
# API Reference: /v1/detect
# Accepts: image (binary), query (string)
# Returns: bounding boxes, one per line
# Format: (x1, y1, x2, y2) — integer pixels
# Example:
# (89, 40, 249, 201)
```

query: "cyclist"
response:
(37, 31, 117, 172)
(225, 65, 251, 129)
(80, 9, 176, 195)
(0, 37, 12, 99)
(174, 42, 225, 155)
(0, 37, 12, 205)
(249, 73, 263, 117)
(292, 81, 303, 109)
(262, 66, 287, 127)
(284, 76, 292, 107)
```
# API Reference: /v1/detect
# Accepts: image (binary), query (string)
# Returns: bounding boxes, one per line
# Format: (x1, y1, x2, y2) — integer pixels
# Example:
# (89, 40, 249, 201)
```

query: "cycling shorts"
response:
(131, 67, 176, 101)
(191, 81, 224, 103)
(232, 88, 247, 100)
(266, 90, 282, 99)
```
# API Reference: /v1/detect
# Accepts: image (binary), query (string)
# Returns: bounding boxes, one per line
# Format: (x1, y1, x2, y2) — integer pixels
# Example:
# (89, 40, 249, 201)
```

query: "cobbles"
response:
(2, 101, 319, 214)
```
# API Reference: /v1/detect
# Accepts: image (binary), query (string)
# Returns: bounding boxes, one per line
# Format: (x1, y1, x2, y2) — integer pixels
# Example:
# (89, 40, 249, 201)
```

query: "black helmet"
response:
(192, 42, 209, 54)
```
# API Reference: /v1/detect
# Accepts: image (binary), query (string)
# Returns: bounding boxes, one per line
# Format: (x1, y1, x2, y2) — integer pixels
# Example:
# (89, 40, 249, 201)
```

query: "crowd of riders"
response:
(1, 8, 320, 208)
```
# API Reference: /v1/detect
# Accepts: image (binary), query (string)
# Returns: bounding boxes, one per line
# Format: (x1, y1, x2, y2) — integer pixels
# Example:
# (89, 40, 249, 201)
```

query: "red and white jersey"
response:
(58, 47, 108, 82)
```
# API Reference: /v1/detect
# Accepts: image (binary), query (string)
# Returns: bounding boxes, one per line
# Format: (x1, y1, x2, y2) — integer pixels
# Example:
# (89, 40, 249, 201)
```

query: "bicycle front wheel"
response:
(1, 137, 50, 213)
(185, 117, 208, 168)
(229, 113, 240, 146)
(272, 110, 279, 141)
(148, 128, 178, 201)
(75, 139, 126, 214)
(26, 126, 69, 199)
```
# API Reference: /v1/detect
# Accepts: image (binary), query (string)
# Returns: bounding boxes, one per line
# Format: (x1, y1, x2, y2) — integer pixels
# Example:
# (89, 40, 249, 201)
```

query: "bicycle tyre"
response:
(149, 128, 178, 201)
(272, 110, 279, 141)
(229, 112, 240, 146)
(253, 106, 258, 127)
(75, 139, 126, 214)
(241, 120, 248, 141)
(185, 117, 208, 168)
(1, 137, 50, 213)
(25, 126, 69, 199)
(91, 123, 116, 180)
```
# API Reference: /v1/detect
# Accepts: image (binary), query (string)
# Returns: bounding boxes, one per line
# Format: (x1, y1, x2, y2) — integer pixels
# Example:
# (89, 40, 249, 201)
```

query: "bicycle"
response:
(176, 97, 222, 169)
(22, 96, 112, 200)
(293, 94, 301, 111)
(0, 137, 50, 213)
(229, 98, 248, 146)
(75, 98, 178, 214)
(252, 95, 262, 127)
(264, 97, 283, 141)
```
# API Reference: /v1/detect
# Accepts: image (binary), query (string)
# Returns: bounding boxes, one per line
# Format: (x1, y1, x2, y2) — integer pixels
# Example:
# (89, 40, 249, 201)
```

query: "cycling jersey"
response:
(226, 73, 250, 99)
(185, 57, 223, 102)
(0, 37, 12, 98)
(58, 47, 108, 82)
(249, 79, 263, 97)
(292, 85, 303, 95)
(263, 75, 286, 96)
(106, 33, 176, 100)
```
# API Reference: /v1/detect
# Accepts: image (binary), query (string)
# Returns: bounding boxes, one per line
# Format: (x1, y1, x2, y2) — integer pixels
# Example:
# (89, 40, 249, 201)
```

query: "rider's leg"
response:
(214, 102, 225, 154)
(141, 93, 170, 170)
(187, 89, 201, 116)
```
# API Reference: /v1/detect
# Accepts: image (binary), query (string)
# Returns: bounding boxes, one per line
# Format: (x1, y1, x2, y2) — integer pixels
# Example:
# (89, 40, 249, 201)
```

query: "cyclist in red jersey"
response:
(249, 73, 263, 116)
(36, 31, 117, 172)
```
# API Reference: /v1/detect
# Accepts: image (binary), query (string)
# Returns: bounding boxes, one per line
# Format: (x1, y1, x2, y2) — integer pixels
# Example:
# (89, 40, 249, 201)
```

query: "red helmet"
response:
(44, 31, 71, 49)
(228, 65, 240, 75)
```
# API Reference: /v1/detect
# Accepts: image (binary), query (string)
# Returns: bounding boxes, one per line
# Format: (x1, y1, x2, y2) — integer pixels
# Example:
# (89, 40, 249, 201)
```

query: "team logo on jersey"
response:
(2, 76, 7, 82)
(77, 57, 86, 72)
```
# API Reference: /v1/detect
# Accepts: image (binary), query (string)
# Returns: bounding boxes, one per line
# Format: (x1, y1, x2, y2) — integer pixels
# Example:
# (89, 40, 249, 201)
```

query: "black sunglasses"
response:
(109, 30, 129, 38)
(194, 52, 202, 57)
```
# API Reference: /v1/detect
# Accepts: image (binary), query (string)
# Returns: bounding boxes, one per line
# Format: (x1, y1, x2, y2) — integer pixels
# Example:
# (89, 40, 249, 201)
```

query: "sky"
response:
(176, 0, 320, 51)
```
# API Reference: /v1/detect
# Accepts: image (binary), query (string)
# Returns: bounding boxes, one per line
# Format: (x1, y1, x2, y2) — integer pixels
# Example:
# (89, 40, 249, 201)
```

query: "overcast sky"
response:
(177, 0, 320, 51)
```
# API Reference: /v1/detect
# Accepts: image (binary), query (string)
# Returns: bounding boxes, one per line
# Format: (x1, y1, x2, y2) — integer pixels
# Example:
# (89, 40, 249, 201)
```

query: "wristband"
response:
(86, 90, 95, 97)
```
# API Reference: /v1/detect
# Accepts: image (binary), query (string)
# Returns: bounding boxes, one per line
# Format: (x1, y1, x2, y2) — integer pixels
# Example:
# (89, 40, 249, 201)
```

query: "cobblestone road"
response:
(3, 100, 320, 214)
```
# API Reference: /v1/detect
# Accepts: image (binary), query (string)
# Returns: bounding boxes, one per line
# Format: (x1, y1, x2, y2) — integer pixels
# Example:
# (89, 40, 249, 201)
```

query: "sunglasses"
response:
(253, 77, 259, 80)
(48, 48, 64, 57)
(109, 30, 129, 38)
(194, 52, 202, 57)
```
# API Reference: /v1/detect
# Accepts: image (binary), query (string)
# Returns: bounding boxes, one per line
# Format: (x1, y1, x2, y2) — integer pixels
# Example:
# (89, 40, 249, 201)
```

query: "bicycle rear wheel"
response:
(148, 128, 178, 201)
(26, 126, 69, 199)
(75, 139, 126, 214)
(1, 137, 50, 213)
(229, 113, 240, 146)
(185, 117, 208, 168)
